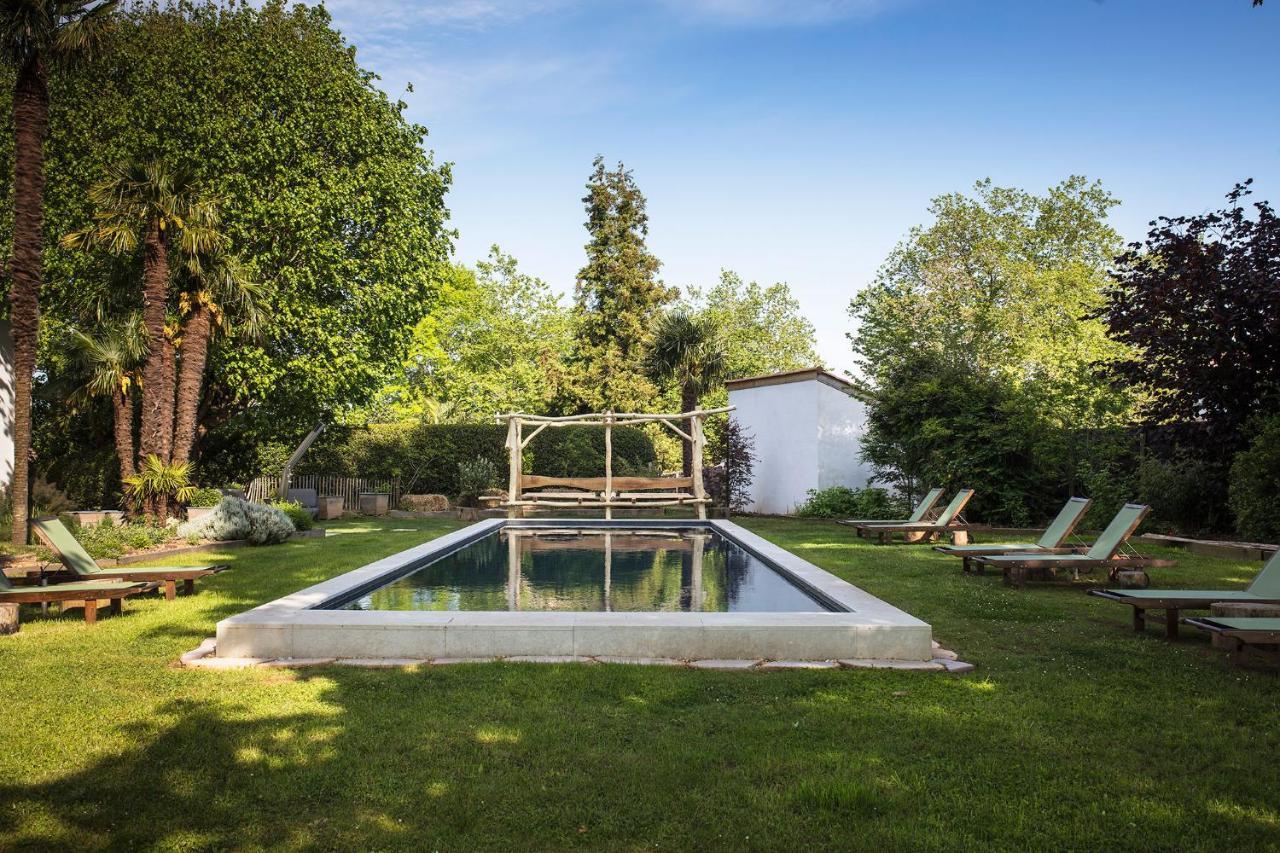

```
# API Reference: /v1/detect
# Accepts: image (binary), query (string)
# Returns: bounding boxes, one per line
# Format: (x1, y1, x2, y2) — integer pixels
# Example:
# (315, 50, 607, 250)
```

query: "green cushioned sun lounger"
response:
(1090, 548, 1280, 638)
(0, 571, 152, 625)
(935, 497, 1092, 570)
(852, 490, 975, 544)
(968, 503, 1166, 585)
(838, 487, 944, 527)
(1183, 616, 1280, 653)
(32, 517, 228, 601)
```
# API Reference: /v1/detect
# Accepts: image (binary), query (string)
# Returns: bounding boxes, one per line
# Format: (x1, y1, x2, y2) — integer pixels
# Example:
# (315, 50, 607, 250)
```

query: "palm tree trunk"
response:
(681, 383, 698, 477)
(171, 303, 211, 465)
(8, 57, 48, 545)
(137, 221, 173, 465)
(112, 387, 136, 484)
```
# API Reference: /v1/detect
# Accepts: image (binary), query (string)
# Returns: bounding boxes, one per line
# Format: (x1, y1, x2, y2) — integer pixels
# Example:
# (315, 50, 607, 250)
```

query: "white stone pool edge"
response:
(204, 519, 967, 670)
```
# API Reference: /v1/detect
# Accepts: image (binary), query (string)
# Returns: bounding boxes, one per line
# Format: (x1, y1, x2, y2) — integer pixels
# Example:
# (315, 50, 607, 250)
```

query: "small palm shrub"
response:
(272, 500, 314, 532)
(796, 486, 902, 519)
(124, 455, 196, 515)
(457, 458, 498, 507)
(178, 497, 295, 545)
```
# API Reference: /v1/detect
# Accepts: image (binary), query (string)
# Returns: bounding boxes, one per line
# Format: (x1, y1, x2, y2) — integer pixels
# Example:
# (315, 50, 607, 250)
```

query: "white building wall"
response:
(0, 319, 13, 491)
(728, 381, 818, 514)
(816, 381, 873, 491)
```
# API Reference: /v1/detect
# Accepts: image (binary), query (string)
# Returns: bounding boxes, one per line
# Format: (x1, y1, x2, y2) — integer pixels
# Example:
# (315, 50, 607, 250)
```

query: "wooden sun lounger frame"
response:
(1183, 617, 1280, 655)
(852, 490, 976, 545)
(497, 408, 734, 520)
(0, 580, 158, 625)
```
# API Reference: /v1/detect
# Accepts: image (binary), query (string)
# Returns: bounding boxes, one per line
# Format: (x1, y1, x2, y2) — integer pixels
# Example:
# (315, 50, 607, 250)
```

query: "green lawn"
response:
(1, 517, 1277, 850)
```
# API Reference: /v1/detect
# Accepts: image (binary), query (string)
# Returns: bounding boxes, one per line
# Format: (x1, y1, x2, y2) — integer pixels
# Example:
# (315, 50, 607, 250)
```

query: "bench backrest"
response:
(1247, 549, 1280, 597)
(1035, 497, 1093, 549)
(521, 475, 694, 494)
(1085, 503, 1149, 561)
(908, 487, 945, 523)
(935, 490, 975, 525)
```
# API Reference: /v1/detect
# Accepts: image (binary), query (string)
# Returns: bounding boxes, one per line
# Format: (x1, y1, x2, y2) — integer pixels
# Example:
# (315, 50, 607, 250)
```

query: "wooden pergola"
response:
(496, 408, 733, 520)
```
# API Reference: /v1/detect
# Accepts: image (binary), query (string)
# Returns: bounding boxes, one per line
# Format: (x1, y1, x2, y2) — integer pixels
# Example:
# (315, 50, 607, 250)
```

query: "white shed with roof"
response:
(725, 368, 874, 515)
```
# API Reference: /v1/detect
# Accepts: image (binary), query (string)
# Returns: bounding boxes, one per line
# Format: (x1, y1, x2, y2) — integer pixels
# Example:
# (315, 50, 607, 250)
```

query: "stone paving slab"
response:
(593, 656, 686, 666)
(688, 659, 759, 670)
(504, 655, 597, 664)
(759, 660, 840, 670)
(336, 658, 428, 668)
(838, 658, 946, 671)
(259, 658, 336, 668)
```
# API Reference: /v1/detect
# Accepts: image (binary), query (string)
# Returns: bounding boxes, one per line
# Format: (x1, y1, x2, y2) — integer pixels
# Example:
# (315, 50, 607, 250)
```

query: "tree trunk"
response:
(681, 383, 698, 477)
(112, 387, 136, 484)
(171, 303, 211, 465)
(8, 58, 49, 546)
(137, 221, 173, 465)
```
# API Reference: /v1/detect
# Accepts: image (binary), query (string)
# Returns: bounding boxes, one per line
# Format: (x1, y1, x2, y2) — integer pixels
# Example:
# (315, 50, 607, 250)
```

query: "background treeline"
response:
(849, 178, 1280, 539)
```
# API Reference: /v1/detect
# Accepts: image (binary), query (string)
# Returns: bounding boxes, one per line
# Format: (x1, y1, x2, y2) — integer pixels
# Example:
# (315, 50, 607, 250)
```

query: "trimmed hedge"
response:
(297, 422, 657, 495)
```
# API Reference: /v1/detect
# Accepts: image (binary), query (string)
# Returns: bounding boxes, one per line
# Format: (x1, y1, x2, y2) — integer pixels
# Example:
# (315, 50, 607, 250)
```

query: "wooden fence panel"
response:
(247, 474, 401, 512)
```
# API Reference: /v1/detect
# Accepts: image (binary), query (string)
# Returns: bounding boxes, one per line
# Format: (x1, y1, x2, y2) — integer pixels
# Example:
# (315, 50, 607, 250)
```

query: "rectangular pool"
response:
(334, 529, 835, 613)
(215, 519, 933, 664)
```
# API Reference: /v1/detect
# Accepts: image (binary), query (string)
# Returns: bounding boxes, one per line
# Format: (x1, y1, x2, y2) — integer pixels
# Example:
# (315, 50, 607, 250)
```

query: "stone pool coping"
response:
(214, 519, 935, 663)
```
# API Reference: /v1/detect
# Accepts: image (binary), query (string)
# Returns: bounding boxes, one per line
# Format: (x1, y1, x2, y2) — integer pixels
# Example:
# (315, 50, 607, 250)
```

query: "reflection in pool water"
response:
(338, 529, 833, 613)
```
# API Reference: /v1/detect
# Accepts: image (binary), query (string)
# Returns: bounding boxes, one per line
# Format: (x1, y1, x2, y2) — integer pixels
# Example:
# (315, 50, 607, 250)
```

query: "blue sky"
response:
(322, 0, 1279, 376)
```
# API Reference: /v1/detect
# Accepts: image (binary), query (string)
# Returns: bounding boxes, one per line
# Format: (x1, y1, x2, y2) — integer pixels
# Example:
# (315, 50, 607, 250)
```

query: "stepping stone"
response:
(179, 638, 217, 665)
(503, 655, 596, 664)
(759, 660, 839, 670)
(429, 657, 498, 665)
(259, 658, 336, 668)
(837, 659, 946, 671)
(689, 659, 759, 670)
(937, 659, 976, 674)
(932, 647, 959, 661)
(186, 656, 269, 670)
(335, 658, 427, 668)
(593, 656, 684, 667)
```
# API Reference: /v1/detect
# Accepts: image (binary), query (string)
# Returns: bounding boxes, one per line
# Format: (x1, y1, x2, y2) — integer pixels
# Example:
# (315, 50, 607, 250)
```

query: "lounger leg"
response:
(183, 579, 195, 596)
(1165, 609, 1179, 640)
(1132, 607, 1145, 633)
(110, 597, 123, 616)
(83, 599, 97, 626)
(163, 580, 177, 601)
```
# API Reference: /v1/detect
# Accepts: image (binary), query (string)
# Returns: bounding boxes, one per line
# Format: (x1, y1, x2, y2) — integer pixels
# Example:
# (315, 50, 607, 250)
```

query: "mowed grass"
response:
(1, 516, 1278, 850)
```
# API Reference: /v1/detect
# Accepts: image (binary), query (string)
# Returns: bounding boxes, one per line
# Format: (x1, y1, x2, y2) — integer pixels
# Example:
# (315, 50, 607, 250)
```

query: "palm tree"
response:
(171, 250, 263, 466)
(1, 0, 116, 544)
(70, 314, 145, 485)
(64, 161, 224, 476)
(646, 310, 727, 476)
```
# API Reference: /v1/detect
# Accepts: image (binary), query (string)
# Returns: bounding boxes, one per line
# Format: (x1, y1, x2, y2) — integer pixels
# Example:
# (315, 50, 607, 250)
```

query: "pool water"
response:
(337, 529, 834, 613)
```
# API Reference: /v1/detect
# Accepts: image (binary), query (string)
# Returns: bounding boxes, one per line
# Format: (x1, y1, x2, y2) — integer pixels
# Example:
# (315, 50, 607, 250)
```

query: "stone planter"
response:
(187, 506, 217, 522)
(317, 496, 345, 520)
(359, 493, 390, 516)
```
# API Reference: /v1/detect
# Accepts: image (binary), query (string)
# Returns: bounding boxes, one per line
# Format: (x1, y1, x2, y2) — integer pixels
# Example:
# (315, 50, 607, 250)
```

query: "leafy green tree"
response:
(0, 0, 114, 543)
(568, 156, 675, 412)
(2, 1, 453, 484)
(373, 247, 571, 422)
(849, 177, 1134, 431)
(688, 271, 818, 380)
(645, 310, 726, 475)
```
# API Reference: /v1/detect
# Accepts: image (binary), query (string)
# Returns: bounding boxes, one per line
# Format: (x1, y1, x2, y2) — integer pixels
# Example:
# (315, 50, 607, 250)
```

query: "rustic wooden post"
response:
(691, 413, 707, 520)
(507, 530, 520, 610)
(506, 416, 521, 520)
(604, 412, 614, 521)
(690, 533, 704, 611)
(604, 531, 612, 612)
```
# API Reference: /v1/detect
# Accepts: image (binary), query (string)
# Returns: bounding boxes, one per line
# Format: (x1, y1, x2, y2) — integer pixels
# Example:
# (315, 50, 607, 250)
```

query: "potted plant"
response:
(186, 487, 225, 522)
(456, 458, 498, 521)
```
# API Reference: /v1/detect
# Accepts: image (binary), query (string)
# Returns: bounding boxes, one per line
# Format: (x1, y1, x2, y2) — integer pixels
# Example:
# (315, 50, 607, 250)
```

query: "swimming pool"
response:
(215, 519, 933, 664)
(334, 528, 835, 613)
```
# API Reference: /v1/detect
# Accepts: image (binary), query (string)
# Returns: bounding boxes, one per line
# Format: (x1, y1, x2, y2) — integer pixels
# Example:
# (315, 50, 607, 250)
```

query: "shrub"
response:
(1229, 414, 1280, 542)
(123, 455, 196, 514)
(272, 500, 314, 532)
(70, 518, 176, 559)
(188, 487, 224, 508)
(178, 496, 295, 545)
(457, 458, 499, 507)
(1136, 450, 1230, 535)
(797, 486, 902, 519)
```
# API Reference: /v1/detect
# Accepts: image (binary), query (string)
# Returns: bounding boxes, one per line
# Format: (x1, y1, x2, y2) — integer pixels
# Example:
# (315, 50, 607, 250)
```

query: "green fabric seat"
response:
(842, 487, 944, 526)
(1192, 617, 1280, 632)
(858, 489, 974, 530)
(937, 497, 1091, 556)
(981, 503, 1148, 566)
(1094, 549, 1280, 603)
(0, 575, 145, 595)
